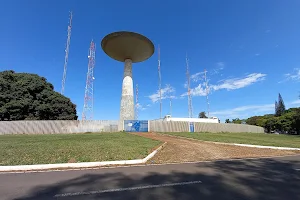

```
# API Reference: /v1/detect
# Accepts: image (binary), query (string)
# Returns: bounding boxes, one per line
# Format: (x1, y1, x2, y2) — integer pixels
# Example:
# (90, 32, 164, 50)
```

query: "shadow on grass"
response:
(14, 157, 300, 200)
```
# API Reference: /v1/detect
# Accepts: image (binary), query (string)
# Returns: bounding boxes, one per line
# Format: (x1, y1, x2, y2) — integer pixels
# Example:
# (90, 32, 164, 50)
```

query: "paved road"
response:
(1, 155, 300, 200)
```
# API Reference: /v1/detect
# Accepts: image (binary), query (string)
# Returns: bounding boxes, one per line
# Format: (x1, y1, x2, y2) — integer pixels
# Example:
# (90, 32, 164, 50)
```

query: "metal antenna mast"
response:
(186, 54, 193, 118)
(204, 69, 210, 118)
(135, 84, 139, 120)
(169, 97, 172, 116)
(82, 40, 96, 121)
(158, 45, 162, 119)
(61, 11, 73, 95)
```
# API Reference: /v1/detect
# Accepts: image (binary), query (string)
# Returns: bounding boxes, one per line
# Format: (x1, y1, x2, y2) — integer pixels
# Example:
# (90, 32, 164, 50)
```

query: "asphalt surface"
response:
(0, 155, 300, 200)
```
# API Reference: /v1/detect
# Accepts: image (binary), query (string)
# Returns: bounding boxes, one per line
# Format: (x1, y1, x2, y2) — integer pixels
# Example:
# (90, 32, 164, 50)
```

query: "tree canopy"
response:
(198, 111, 207, 118)
(225, 118, 245, 124)
(0, 70, 78, 120)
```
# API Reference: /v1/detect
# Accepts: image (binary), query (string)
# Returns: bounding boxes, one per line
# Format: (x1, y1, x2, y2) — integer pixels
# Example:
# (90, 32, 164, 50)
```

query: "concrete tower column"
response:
(101, 31, 154, 131)
(119, 59, 135, 130)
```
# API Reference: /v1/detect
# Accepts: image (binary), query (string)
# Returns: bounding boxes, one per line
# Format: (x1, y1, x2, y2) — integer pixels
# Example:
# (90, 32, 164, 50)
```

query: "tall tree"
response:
(225, 119, 231, 123)
(0, 70, 78, 120)
(232, 118, 244, 124)
(198, 111, 207, 118)
(275, 100, 278, 116)
(275, 93, 286, 116)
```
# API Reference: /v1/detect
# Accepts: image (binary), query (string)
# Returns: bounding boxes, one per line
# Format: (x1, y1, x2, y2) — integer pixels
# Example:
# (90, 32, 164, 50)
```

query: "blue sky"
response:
(1, 0, 300, 122)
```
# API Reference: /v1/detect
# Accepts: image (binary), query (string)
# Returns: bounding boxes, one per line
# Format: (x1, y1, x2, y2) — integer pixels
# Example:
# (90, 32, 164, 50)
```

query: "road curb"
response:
(232, 143, 300, 150)
(0, 142, 167, 173)
(158, 133, 300, 151)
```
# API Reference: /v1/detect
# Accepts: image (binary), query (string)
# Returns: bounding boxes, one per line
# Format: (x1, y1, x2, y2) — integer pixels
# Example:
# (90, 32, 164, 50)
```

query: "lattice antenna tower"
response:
(61, 11, 73, 95)
(186, 54, 193, 118)
(169, 96, 172, 116)
(158, 45, 162, 119)
(135, 84, 139, 120)
(82, 40, 96, 121)
(204, 69, 210, 118)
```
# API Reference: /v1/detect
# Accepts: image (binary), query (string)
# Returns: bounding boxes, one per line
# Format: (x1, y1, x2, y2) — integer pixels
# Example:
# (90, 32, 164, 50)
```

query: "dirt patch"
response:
(132, 132, 300, 164)
(68, 158, 77, 163)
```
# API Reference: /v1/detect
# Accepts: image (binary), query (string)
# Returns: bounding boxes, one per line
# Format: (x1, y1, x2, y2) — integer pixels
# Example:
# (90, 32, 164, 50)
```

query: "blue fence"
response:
(124, 120, 149, 132)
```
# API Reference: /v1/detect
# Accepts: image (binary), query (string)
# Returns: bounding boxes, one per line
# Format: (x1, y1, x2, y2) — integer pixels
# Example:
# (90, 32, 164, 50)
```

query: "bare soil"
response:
(132, 132, 300, 164)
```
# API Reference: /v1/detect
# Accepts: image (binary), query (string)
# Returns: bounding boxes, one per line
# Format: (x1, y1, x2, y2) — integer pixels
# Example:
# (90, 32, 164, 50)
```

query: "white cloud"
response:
(192, 84, 207, 96)
(214, 104, 273, 114)
(183, 82, 188, 89)
(181, 82, 209, 97)
(216, 62, 225, 68)
(211, 62, 225, 75)
(190, 83, 207, 96)
(184, 62, 225, 88)
(190, 72, 204, 82)
(135, 103, 147, 111)
(148, 84, 175, 103)
(184, 72, 204, 88)
(255, 53, 260, 56)
(291, 99, 300, 105)
(211, 100, 299, 120)
(284, 68, 300, 82)
(181, 73, 266, 97)
(211, 73, 266, 91)
(210, 104, 274, 119)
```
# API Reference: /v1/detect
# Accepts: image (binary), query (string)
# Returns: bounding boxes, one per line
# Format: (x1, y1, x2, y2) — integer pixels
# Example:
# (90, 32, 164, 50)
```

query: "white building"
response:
(163, 115, 220, 123)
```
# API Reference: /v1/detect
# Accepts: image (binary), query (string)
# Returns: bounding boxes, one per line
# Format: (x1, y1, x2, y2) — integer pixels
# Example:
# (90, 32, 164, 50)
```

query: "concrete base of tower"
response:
(118, 59, 135, 131)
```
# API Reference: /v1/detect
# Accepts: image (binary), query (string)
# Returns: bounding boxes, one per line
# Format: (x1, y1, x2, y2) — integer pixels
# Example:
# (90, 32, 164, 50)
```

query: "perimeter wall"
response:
(149, 121, 264, 133)
(0, 120, 264, 134)
(0, 120, 119, 135)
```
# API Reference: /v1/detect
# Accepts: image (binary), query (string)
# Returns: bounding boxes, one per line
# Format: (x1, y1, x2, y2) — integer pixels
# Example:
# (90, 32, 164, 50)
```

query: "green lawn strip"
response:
(161, 132, 300, 148)
(0, 133, 162, 166)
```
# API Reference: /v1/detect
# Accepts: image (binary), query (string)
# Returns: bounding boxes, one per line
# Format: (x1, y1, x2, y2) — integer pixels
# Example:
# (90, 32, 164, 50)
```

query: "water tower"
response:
(101, 31, 154, 130)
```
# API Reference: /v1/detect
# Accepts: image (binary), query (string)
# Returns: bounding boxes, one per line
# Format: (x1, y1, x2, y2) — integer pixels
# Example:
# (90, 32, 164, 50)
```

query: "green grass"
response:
(0, 133, 162, 166)
(162, 132, 300, 148)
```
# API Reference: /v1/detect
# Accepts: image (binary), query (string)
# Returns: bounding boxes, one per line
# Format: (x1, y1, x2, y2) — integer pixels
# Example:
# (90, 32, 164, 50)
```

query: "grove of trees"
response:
(225, 94, 300, 134)
(0, 70, 78, 120)
(245, 108, 300, 134)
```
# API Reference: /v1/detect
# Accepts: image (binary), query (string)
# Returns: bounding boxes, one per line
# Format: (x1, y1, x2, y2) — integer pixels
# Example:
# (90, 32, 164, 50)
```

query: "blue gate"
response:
(124, 120, 148, 132)
(189, 122, 194, 133)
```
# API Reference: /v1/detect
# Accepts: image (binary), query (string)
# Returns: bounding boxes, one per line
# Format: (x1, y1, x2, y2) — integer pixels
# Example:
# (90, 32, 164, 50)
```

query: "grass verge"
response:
(162, 132, 300, 148)
(0, 132, 162, 166)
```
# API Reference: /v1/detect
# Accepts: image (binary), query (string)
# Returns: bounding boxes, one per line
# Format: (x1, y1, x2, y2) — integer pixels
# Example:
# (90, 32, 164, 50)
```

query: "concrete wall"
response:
(149, 121, 264, 133)
(194, 122, 264, 133)
(149, 121, 190, 132)
(0, 120, 264, 135)
(0, 120, 119, 135)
